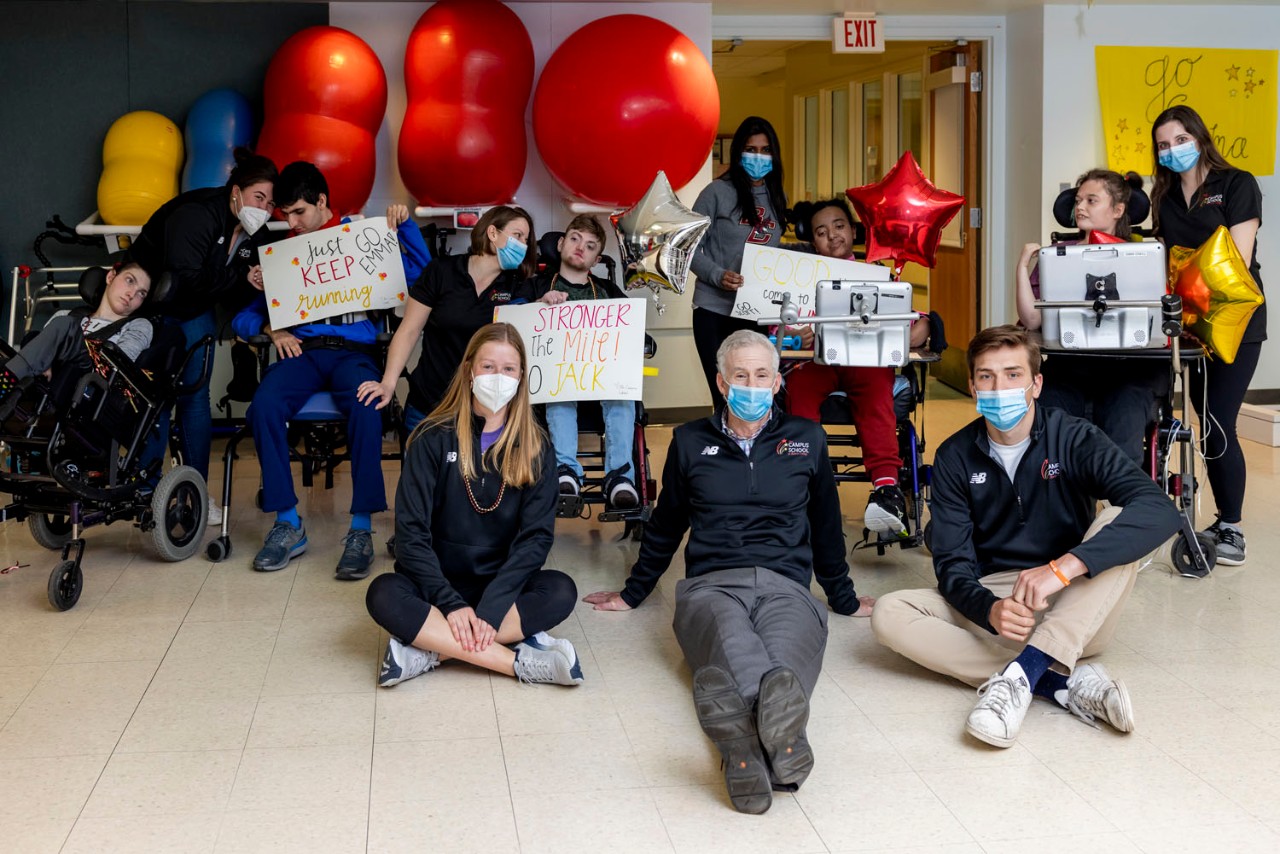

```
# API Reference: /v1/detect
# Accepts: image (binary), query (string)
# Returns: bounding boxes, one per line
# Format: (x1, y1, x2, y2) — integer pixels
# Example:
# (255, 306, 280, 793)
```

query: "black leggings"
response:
(366, 570, 578, 644)
(693, 308, 759, 410)
(1189, 340, 1262, 524)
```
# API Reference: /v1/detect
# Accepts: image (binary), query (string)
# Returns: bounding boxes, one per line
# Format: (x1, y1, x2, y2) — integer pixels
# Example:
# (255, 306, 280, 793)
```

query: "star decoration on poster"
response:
(1226, 64, 1241, 80)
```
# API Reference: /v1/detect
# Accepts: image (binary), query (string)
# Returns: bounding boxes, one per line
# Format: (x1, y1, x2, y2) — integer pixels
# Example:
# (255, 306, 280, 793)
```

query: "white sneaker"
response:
(965, 661, 1033, 748)
(532, 631, 579, 670)
(1066, 663, 1134, 732)
(206, 498, 223, 527)
(513, 637, 583, 686)
(379, 637, 440, 688)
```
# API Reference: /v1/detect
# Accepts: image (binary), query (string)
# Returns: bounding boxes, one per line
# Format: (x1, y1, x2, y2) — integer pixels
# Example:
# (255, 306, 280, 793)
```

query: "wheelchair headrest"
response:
(538, 231, 565, 268)
(77, 265, 172, 309)
(1052, 171, 1150, 230)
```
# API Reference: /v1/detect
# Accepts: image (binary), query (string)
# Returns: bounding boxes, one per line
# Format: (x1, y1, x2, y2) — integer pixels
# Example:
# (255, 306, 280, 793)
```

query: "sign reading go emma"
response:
(260, 216, 408, 330)
(833, 15, 884, 54)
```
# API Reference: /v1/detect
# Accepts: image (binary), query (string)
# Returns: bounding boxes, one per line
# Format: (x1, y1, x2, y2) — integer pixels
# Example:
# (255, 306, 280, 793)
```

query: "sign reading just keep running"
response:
(495, 297, 646, 404)
(260, 216, 408, 329)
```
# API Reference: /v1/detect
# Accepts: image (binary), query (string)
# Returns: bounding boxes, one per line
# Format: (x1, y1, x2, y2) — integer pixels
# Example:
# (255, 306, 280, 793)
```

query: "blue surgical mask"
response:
(726, 383, 774, 422)
(741, 152, 773, 181)
(975, 385, 1032, 432)
(1158, 141, 1200, 173)
(497, 236, 527, 271)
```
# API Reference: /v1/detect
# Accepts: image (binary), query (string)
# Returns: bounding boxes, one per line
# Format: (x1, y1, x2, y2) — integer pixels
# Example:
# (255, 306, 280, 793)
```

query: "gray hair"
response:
(716, 329, 780, 378)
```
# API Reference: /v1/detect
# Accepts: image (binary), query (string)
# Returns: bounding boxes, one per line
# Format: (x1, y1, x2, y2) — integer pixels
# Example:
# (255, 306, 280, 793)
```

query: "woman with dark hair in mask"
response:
(1151, 105, 1265, 566)
(130, 148, 278, 524)
(690, 116, 788, 409)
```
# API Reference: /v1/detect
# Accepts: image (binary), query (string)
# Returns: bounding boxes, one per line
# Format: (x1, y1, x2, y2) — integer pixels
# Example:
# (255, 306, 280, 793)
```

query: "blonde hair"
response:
(410, 323, 545, 489)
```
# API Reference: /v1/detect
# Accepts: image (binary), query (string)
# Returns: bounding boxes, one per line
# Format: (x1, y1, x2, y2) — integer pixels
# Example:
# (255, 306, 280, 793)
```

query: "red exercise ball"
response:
(533, 15, 719, 207)
(398, 0, 534, 207)
(257, 26, 387, 215)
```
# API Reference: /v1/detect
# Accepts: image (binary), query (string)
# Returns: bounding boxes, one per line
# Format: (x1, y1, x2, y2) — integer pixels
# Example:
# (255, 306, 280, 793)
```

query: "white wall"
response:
(1039, 3, 1280, 388)
(330, 1, 716, 410)
(1000, 6, 1043, 326)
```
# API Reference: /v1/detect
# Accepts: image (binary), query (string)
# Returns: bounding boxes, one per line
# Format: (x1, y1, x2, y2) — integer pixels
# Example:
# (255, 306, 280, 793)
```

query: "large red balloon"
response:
(257, 26, 387, 215)
(533, 15, 719, 207)
(398, 0, 533, 207)
(845, 151, 964, 269)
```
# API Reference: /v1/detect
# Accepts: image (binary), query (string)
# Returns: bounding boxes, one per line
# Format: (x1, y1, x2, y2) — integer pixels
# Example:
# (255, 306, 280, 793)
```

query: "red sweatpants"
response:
(784, 363, 900, 485)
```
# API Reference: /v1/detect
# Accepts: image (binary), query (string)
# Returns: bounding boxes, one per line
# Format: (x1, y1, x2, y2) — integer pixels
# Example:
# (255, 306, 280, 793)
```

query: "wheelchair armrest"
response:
(643, 334, 657, 360)
(172, 334, 216, 396)
(94, 340, 165, 403)
(376, 331, 393, 345)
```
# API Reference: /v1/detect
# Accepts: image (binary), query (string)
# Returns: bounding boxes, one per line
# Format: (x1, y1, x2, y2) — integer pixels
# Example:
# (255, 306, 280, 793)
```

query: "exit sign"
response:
(833, 15, 883, 53)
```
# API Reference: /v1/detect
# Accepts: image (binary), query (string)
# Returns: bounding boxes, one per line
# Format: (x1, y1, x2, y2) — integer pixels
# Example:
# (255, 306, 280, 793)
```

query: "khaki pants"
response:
(871, 506, 1142, 687)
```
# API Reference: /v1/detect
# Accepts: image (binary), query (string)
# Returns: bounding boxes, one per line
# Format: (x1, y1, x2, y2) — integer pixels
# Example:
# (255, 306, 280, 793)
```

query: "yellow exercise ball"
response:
(97, 110, 184, 225)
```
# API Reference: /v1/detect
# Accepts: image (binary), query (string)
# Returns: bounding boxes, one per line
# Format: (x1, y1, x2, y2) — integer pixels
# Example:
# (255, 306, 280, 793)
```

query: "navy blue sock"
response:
(350, 513, 372, 532)
(277, 506, 301, 528)
(1011, 645, 1054, 688)
(1033, 670, 1070, 708)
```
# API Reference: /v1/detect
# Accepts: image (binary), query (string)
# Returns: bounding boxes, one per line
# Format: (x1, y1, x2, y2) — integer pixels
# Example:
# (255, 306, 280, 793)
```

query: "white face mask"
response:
(472, 373, 520, 413)
(235, 194, 270, 235)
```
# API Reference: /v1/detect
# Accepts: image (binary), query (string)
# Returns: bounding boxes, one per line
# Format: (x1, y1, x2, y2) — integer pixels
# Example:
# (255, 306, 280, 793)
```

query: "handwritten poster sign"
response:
(1096, 45, 1277, 176)
(495, 298, 646, 403)
(260, 216, 408, 329)
(732, 244, 891, 320)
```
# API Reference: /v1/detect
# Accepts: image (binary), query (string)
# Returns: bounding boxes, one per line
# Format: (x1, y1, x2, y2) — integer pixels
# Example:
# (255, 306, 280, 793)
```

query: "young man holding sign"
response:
(527, 215, 639, 510)
(233, 162, 431, 579)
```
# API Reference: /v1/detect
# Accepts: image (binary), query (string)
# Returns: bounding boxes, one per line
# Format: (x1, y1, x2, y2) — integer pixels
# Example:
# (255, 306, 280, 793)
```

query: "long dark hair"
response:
(1076, 169, 1140, 239)
(722, 116, 787, 228)
(1150, 105, 1233, 230)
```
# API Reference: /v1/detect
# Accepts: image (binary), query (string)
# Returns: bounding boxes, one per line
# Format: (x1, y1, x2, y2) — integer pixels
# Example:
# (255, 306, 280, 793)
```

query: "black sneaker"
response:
(1205, 518, 1246, 566)
(335, 529, 374, 580)
(865, 485, 909, 538)
(693, 666, 771, 815)
(557, 465, 580, 497)
(757, 667, 814, 789)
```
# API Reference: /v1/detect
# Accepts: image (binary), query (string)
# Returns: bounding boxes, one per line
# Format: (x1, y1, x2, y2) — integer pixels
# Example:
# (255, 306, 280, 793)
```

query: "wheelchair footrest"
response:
(599, 505, 651, 525)
(556, 494, 587, 519)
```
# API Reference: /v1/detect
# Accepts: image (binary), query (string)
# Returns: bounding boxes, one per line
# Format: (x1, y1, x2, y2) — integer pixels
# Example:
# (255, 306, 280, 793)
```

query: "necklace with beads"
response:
(463, 471, 505, 513)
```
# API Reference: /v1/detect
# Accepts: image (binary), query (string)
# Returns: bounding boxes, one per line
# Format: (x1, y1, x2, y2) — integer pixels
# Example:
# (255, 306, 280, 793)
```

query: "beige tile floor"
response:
(2, 380, 1280, 853)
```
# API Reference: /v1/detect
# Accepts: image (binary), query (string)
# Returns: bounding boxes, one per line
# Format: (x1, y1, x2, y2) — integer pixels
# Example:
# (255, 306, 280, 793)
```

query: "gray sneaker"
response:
(1205, 519, 1246, 566)
(379, 637, 440, 688)
(512, 638, 584, 686)
(335, 529, 374, 580)
(252, 521, 308, 571)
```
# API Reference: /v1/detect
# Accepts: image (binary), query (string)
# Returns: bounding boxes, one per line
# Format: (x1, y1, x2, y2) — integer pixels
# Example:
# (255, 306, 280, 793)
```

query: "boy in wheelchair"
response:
(526, 215, 641, 511)
(0, 260, 153, 418)
(231, 161, 431, 580)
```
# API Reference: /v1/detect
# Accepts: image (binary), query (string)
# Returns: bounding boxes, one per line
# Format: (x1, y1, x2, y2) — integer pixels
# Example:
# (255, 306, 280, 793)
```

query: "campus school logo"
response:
(1041, 459, 1062, 480)
(489, 291, 513, 303)
(1202, 193, 1225, 207)
(775, 438, 811, 457)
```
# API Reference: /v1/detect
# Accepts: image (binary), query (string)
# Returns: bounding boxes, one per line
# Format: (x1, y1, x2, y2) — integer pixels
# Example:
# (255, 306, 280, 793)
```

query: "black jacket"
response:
(621, 410, 860, 615)
(931, 405, 1180, 633)
(131, 186, 259, 321)
(393, 415, 557, 628)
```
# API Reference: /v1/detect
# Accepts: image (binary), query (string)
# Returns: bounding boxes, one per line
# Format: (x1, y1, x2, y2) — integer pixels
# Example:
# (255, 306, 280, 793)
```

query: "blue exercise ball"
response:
(182, 89, 254, 191)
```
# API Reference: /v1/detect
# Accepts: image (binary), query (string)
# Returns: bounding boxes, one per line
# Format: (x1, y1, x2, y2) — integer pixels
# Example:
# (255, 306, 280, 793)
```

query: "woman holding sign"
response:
(1152, 105, 1265, 566)
(358, 206, 538, 429)
(130, 148, 278, 525)
(366, 322, 583, 688)
(690, 116, 788, 409)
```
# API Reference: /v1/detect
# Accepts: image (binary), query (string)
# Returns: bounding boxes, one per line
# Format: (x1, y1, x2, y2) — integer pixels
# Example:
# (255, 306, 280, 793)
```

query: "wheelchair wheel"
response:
(29, 513, 73, 551)
(1171, 531, 1217, 577)
(206, 535, 232, 563)
(150, 465, 208, 562)
(47, 560, 82, 611)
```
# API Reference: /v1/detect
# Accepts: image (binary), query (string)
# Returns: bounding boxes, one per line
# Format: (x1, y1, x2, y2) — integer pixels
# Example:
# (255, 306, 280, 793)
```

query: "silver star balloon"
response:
(611, 171, 710, 313)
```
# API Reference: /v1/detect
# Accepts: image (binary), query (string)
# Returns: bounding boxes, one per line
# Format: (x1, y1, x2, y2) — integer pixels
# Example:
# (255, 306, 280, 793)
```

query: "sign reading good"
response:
(833, 15, 883, 54)
(732, 244, 891, 321)
(495, 297, 646, 403)
(260, 216, 408, 329)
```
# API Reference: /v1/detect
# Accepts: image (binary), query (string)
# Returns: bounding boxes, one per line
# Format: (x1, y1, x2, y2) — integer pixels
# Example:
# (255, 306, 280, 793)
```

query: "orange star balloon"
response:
(1168, 225, 1263, 363)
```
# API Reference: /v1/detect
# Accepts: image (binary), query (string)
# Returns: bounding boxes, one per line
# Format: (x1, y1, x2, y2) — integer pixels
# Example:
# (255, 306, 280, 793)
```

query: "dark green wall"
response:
(0, 1, 328, 327)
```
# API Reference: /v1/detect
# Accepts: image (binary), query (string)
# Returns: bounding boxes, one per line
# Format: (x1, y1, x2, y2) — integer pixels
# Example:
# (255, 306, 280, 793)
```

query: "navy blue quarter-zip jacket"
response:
(620, 409, 861, 615)
(930, 405, 1180, 634)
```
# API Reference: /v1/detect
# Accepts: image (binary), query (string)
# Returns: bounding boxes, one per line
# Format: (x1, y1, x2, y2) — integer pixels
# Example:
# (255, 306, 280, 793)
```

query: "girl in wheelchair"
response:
(0, 259, 153, 419)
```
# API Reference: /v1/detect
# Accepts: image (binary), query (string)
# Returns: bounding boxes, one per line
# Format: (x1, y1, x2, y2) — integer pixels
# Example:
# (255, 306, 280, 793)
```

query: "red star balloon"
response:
(845, 151, 964, 269)
(1086, 229, 1128, 244)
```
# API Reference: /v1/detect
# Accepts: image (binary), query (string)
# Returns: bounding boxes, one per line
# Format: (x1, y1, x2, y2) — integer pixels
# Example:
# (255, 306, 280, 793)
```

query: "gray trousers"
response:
(673, 566, 829, 704)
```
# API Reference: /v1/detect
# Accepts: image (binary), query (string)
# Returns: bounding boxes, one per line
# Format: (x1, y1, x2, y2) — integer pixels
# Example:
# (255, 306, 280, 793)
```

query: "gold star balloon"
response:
(1168, 225, 1264, 363)
(610, 171, 710, 310)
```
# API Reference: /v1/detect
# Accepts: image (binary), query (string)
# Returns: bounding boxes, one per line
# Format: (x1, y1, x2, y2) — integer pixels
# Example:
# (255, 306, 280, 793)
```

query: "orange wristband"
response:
(1049, 559, 1071, 586)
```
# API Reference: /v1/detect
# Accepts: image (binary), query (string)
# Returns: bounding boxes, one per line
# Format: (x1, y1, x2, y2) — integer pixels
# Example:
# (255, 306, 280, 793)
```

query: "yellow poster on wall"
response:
(1095, 45, 1277, 177)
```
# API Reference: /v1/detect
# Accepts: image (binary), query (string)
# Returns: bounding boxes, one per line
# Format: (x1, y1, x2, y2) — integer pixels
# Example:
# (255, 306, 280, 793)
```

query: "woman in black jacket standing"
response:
(1151, 106, 1265, 566)
(366, 322, 583, 688)
(130, 149, 277, 523)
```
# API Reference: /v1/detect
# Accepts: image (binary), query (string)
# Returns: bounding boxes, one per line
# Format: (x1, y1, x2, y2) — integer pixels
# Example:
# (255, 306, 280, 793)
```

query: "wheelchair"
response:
(0, 266, 214, 610)
(532, 230, 658, 540)
(205, 317, 403, 562)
